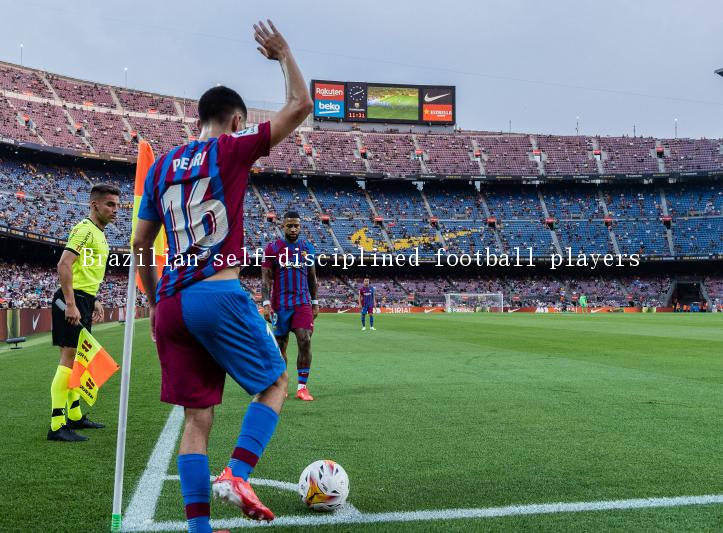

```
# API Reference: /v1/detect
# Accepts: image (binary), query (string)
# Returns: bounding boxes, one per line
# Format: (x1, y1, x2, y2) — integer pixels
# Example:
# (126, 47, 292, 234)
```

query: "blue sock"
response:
(178, 454, 211, 533)
(370, 315, 374, 327)
(361, 314, 366, 326)
(228, 402, 279, 480)
(298, 367, 310, 386)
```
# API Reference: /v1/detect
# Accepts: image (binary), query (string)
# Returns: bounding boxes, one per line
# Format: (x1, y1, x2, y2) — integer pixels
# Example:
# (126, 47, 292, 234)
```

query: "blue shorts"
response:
(361, 306, 374, 315)
(155, 279, 285, 407)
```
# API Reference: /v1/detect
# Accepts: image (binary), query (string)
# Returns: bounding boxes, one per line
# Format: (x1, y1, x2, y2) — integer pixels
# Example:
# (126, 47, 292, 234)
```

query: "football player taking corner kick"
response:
(261, 211, 319, 401)
(133, 20, 312, 529)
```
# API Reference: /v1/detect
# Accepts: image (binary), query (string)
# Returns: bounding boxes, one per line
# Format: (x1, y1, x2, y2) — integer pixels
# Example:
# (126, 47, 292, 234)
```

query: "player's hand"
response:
(65, 302, 82, 326)
(92, 301, 104, 323)
(254, 20, 290, 61)
(263, 304, 273, 323)
(312, 304, 319, 319)
(149, 305, 157, 343)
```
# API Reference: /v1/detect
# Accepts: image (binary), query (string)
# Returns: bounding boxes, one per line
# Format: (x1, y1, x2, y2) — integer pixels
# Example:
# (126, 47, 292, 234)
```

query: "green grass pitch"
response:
(2, 313, 722, 532)
(367, 94, 418, 121)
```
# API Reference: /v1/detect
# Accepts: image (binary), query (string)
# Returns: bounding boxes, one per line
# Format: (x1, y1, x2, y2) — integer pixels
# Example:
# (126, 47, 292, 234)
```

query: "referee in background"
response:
(48, 183, 120, 442)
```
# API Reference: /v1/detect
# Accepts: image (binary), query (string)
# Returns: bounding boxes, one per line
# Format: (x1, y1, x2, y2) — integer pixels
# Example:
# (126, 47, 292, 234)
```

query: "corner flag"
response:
(131, 140, 166, 293)
(69, 328, 119, 406)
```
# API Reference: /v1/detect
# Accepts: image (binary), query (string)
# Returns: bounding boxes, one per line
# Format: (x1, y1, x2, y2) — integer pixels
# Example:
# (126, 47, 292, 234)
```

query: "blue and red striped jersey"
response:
(137, 122, 270, 301)
(262, 238, 316, 310)
(359, 286, 375, 308)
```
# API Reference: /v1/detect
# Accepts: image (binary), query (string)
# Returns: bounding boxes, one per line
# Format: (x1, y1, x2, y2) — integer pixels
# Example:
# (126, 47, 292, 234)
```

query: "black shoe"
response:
(67, 415, 105, 430)
(47, 425, 89, 442)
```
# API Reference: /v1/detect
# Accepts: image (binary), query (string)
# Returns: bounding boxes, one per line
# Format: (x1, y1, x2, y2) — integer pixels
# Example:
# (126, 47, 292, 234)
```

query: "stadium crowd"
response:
(0, 259, 707, 310)
(2, 156, 722, 257)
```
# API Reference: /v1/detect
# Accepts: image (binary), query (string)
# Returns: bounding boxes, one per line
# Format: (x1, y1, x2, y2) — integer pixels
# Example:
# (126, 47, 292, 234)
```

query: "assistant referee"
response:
(48, 183, 120, 442)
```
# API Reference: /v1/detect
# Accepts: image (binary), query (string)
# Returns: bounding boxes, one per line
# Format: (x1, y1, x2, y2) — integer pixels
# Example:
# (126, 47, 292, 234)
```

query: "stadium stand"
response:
(536, 135, 597, 175)
(362, 133, 422, 176)
(598, 137, 660, 174)
(0, 65, 53, 98)
(307, 131, 366, 172)
(1, 60, 722, 313)
(474, 135, 538, 175)
(47, 75, 116, 108)
(416, 134, 480, 175)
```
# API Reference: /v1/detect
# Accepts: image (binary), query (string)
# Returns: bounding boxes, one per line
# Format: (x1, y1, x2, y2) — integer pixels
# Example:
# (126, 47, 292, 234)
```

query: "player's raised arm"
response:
(254, 20, 313, 147)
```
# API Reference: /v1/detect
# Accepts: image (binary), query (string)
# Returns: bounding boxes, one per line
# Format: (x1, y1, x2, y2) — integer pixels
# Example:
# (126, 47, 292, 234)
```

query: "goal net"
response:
(444, 293, 504, 313)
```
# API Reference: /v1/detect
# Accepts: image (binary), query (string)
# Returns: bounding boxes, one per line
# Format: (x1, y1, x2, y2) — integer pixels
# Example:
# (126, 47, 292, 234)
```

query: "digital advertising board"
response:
(311, 80, 455, 125)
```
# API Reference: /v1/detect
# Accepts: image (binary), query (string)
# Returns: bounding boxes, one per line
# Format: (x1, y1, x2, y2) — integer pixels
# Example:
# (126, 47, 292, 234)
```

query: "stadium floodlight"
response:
(445, 292, 504, 313)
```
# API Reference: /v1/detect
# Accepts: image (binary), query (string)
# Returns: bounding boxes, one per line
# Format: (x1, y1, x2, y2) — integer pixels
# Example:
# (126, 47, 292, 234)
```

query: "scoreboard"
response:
(311, 80, 455, 125)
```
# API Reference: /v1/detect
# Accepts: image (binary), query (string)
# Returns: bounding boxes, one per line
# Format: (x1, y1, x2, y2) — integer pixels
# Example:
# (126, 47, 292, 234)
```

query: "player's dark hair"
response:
(90, 183, 120, 200)
(284, 210, 301, 220)
(198, 86, 247, 125)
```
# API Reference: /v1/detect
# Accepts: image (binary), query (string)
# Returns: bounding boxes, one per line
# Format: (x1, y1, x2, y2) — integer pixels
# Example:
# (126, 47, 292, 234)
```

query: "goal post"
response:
(444, 292, 504, 313)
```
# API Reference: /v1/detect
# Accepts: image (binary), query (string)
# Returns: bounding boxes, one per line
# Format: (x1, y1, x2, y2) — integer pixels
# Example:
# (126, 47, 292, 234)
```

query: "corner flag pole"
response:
(111, 140, 158, 532)
(111, 256, 137, 532)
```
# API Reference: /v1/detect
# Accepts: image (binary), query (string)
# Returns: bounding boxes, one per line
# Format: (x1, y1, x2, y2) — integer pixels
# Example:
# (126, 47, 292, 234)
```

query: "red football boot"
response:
(296, 387, 314, 401)
(212, 467, 274, 521)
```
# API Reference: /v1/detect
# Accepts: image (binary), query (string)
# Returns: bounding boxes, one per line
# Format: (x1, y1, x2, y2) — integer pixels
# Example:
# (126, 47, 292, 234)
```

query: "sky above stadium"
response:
(3, 0, 723, 138)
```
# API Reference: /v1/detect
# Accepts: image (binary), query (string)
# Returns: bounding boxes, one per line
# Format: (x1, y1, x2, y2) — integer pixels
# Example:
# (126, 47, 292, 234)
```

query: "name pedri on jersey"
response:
(137, 122, 270, 301)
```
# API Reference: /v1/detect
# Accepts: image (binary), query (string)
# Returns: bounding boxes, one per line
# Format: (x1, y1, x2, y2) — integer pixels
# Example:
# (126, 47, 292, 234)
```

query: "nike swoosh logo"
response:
(32, 314, 40, 330)
(337, 309, 349, 314)
(424, 93, 450, 103)
(424, 309, 435, 314)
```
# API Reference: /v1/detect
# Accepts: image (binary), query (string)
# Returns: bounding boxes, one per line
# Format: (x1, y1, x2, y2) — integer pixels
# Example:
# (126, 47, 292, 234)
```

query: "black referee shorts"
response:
(51, 289, 95, 348)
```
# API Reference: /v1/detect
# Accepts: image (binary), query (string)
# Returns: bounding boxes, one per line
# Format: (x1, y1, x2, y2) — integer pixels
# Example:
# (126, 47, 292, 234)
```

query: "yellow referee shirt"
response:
(64, 218, 109, 296)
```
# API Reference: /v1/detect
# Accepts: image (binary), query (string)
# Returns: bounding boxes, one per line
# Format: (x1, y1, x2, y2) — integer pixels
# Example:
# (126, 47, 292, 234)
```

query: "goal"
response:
(444, 293, 504, 313)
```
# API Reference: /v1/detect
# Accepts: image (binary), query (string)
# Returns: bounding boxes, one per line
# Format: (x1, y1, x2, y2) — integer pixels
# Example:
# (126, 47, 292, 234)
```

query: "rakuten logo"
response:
(316, 87, 343, 98)
(314, 83, 345, 101)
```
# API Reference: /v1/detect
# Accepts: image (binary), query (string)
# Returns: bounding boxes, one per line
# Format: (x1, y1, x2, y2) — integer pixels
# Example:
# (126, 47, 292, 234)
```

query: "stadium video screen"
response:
(366, 85, 419, 121)
(312, 80, 455, 125)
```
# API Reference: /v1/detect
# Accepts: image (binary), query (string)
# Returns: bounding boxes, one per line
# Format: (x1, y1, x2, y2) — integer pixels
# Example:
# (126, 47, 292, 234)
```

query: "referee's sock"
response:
(67, 389, 83, 422)
(50, 366, 71, 431)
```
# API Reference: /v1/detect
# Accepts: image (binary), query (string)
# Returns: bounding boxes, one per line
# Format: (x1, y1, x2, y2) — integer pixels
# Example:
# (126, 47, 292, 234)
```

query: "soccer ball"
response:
(298, 460, 349, 511)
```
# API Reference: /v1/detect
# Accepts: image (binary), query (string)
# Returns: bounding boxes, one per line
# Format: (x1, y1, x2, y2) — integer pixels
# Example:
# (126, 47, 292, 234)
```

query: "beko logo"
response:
(317, 102, 341, 114)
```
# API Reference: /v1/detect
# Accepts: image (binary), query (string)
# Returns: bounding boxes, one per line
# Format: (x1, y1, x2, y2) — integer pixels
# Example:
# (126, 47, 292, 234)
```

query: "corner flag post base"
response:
(111, 513, 122, 532)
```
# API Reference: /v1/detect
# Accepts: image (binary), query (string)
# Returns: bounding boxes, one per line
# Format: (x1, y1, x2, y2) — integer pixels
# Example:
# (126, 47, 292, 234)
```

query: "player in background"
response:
(359, 277, 376, 330)
(48, 183, 119, 442)
(579, 293, 588, 313)
(133, 20, 312, 529)
(262, 211, 319, 401)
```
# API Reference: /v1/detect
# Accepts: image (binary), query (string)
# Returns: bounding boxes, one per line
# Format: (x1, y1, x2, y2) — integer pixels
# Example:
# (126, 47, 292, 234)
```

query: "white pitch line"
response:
(121, 494, 723, 531)
(165, 474, 298, 493)
(124, 405, 184, 529)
